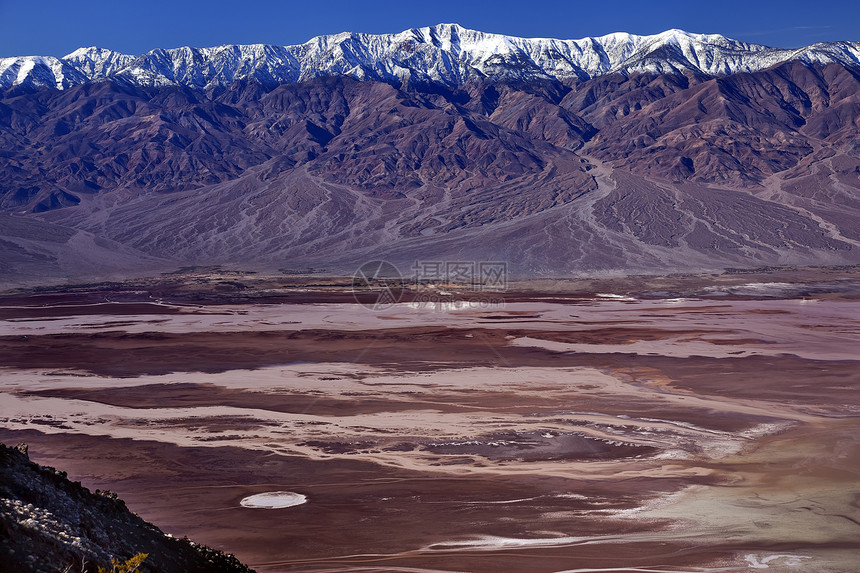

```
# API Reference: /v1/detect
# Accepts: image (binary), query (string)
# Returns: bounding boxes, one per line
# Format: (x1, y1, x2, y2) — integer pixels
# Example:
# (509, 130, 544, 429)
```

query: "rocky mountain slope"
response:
(1, 26, 859, 284)
(0, 442, 255, 573)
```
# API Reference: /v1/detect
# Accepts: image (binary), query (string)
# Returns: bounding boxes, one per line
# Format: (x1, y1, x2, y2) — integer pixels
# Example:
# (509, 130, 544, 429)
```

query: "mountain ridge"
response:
(3, 24, 860, 91)
(1, 26, 859, 284)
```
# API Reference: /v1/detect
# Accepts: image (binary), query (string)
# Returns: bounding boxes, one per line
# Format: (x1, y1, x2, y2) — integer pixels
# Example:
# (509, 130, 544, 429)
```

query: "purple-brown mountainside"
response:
(1, 29, 859, 284)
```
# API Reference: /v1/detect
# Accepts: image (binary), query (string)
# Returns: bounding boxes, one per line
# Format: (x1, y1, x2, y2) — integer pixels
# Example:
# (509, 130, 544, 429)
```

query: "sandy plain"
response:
(1, 269, 859, 572)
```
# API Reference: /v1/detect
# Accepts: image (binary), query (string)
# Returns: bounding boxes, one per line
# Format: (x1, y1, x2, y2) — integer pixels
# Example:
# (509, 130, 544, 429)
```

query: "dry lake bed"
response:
(1, 269, 859, 572)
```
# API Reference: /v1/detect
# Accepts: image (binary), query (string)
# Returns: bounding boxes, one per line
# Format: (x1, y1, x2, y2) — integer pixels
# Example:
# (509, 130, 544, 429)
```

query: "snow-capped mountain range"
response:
(2, 23, 859, 91)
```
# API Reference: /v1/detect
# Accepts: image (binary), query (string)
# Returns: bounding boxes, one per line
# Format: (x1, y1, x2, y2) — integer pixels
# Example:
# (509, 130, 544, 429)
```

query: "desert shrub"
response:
(97, 553, 148, 573)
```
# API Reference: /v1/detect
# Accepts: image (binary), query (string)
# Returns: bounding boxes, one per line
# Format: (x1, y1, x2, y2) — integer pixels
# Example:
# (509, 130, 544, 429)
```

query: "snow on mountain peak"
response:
(0, 55, 87, 89)
(63, 47, 136, 80)
(2, 24, 859, 91)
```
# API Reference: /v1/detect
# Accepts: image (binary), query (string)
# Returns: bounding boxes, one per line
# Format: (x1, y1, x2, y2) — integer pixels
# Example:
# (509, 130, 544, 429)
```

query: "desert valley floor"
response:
(1, 269, 859, 572)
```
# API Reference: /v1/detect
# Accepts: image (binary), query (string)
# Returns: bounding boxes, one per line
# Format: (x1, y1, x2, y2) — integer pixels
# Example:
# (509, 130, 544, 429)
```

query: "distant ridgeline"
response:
(2, 24, 860, 91)
(1, 24, 859, 282)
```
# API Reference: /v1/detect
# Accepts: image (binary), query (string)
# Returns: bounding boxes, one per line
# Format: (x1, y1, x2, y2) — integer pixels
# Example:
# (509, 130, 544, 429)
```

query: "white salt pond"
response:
(240, 491, 307, 509)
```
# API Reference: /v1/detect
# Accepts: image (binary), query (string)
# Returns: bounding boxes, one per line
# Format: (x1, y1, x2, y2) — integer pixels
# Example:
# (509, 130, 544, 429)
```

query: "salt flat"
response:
(1, 273, 858, 571)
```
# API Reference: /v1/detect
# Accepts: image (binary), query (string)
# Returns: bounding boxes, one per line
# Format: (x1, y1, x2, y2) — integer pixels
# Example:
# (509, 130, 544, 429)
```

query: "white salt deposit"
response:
(240, 491, 307, 509)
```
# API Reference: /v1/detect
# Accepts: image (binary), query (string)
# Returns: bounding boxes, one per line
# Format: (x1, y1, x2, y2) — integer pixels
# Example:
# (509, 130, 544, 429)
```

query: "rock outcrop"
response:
(0, 443, 255, 573)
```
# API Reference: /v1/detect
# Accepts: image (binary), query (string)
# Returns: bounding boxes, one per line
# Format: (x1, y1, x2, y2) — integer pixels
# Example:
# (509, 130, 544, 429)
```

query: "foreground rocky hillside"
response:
(1, 26, 859, 284)
(0, 443, 255, 573)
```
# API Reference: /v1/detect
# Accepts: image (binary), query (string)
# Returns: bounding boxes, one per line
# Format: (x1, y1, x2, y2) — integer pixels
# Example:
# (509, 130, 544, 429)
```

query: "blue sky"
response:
(1, 0, 856, 57)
